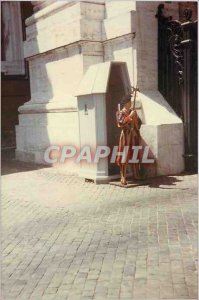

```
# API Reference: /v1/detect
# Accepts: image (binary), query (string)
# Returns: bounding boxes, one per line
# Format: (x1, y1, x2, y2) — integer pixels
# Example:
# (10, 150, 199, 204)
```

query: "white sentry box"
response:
(76, 61, 132, 184)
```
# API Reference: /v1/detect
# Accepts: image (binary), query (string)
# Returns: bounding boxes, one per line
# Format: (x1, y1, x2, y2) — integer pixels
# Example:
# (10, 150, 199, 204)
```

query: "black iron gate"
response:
(156, 4, 198, 172)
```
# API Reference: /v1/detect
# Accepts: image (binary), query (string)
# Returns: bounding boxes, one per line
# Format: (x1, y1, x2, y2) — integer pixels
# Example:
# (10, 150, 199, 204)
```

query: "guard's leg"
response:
(123, 163, 127, 185)
(121, 165, 125, 185)
(132, 163, 142, 180)
(121, 164, 127, 185)
(120, 165, 123, 184)
(120, 165, 124, 185)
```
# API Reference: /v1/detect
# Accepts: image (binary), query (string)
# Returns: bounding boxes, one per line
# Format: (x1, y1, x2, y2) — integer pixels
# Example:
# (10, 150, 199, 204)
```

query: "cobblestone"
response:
(2, 155, 198, 299)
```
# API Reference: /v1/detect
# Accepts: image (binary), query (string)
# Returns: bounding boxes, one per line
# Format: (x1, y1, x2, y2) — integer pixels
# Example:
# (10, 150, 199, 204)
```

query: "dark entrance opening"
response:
(106, 63, 131, 176)
(1, 2, 33, 149)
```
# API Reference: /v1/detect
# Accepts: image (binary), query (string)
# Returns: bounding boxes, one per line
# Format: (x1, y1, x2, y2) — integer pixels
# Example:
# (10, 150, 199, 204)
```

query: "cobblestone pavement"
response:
(2, 155, 198, 300)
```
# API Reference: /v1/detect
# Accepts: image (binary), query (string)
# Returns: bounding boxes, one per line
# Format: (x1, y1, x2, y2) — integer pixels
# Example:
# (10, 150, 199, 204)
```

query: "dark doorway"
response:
(1, 1, 33, 149)
(106, 64, 130, 176)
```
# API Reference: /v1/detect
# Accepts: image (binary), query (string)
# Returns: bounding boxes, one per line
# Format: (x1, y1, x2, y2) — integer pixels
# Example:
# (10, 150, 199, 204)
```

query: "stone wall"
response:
(16, 1, 105, 169)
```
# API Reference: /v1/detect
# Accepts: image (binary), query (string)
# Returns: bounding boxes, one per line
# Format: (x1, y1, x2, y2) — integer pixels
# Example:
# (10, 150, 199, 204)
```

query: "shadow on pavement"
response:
(109, 173, 196, 190)
(1, 149, 196, 190)
(147, 173, 196, 189)
(1, 149, 50, 175)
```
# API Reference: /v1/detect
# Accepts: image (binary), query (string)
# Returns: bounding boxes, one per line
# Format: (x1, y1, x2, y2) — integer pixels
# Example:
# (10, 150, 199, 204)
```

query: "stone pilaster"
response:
(16, 1, 105, 167)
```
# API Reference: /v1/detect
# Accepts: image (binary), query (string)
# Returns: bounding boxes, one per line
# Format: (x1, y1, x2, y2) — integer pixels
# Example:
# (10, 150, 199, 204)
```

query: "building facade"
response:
(1, 1, 197, 182)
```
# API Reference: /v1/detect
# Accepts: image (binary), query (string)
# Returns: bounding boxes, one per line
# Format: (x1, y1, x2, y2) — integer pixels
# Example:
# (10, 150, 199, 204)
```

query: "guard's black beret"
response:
(121, 93, 132, 104)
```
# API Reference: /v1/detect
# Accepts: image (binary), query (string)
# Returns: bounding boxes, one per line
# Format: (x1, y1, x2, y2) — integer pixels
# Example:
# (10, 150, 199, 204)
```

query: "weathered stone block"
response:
(24, 2, 105, 57)
(105, 0, 135, 19)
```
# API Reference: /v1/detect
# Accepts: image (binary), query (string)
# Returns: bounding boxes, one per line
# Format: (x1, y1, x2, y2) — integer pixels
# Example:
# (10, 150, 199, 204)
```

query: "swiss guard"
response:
(116, 86, 145, 185)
